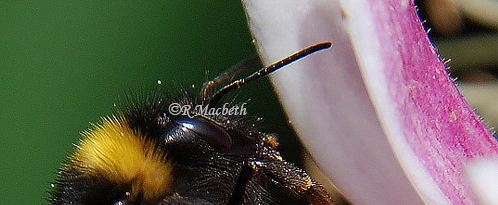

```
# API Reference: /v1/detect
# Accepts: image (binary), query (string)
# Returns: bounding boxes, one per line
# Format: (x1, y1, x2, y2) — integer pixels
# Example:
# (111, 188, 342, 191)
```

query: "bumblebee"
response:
(50, 42, 333, 205)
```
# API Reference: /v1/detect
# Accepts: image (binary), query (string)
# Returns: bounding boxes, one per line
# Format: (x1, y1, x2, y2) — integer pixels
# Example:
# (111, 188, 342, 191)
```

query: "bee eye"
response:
(176, 116, 233, 151)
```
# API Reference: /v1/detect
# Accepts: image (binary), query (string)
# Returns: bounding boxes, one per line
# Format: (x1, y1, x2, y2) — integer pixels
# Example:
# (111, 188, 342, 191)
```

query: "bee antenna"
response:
(200, 55, 260, 100)
(208, 41, 332, 107)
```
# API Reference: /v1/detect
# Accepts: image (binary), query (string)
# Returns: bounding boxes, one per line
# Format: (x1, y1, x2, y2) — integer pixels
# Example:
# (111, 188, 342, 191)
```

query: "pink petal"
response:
(242, 0, 498, 204)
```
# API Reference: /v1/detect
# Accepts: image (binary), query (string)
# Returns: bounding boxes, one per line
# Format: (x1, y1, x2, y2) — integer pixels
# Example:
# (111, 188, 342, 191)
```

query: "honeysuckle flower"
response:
(242, 0, 498, 204)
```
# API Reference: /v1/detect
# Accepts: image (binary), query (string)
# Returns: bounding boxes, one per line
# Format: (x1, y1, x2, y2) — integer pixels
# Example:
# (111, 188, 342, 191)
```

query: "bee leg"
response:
(233, 173, 274, 205)
(250, 160, 335, 205)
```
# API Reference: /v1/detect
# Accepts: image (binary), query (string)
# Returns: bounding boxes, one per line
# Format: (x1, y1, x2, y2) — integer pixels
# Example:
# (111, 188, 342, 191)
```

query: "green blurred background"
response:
(0, 1, 302, 204)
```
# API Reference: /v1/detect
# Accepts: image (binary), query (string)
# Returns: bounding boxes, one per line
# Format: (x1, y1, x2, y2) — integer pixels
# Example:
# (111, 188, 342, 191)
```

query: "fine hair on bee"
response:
(49, 42, 333, 205)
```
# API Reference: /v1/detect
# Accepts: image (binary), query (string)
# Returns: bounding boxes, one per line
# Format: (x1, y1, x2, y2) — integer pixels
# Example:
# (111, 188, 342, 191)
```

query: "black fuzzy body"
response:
(123, 90, 275, 204)
(50, 42, 336, 205)
(49, 89, 330, 204)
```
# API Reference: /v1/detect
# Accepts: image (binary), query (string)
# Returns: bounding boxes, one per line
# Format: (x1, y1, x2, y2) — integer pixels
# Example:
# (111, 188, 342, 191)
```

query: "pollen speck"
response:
(451, 110, 457, 122)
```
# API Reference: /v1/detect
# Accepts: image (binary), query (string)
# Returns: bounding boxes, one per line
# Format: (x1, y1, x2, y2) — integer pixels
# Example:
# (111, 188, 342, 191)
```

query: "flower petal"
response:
(242, 0, 498, 204)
